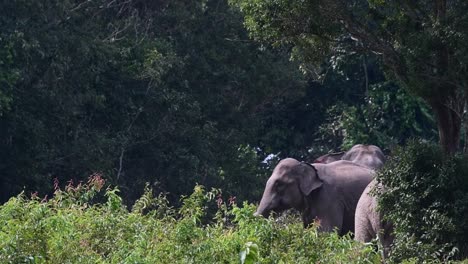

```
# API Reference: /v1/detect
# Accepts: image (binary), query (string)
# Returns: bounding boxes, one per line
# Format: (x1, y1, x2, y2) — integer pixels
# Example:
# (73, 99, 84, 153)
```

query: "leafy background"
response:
(0, 0, 437, 206)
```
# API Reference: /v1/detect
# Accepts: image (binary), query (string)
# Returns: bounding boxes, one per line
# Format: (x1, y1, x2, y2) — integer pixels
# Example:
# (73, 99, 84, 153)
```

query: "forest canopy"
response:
(232, 0, 468, 154)
(0, 0, 439, 205)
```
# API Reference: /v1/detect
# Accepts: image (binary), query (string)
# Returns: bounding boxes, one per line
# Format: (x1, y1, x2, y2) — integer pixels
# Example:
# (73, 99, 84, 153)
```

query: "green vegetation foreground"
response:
(0, 176, 378, 263)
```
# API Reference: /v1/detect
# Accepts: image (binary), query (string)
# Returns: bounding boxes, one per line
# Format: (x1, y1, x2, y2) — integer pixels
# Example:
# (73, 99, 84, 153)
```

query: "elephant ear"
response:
(297, 163, 323, 196)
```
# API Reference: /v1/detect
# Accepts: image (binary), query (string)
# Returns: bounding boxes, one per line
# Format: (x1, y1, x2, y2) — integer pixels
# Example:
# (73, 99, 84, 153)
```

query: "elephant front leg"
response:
(316, 213, 343, 233)
(302, 213, 319, 228)
(303, 203, 344, 233)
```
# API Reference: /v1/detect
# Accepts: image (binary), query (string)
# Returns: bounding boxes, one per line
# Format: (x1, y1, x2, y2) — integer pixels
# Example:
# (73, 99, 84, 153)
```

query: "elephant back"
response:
(312, 160, 374, 199)
(341, 144, 385, 170)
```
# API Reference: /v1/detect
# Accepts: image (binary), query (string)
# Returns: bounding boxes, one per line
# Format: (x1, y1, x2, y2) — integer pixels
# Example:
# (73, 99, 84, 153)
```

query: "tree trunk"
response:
(430, 99, 463, 154)
(429, 0, 465, 154)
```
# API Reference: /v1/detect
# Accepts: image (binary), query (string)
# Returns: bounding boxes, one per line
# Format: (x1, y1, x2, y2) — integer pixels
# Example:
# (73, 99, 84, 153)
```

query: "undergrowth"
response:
(0, 174, 379, 263)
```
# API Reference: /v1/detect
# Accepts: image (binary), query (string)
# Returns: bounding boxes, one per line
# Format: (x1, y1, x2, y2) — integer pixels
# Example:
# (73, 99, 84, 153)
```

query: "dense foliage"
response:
(312, 67, 437, 152)
(257, 53, 437, 160)
(0, 176, 380, 263)
(0, 0, 303, 204)
(232, 0, 468, 154)
(0, 0, 437, 206)
(377, 141, 468, 262)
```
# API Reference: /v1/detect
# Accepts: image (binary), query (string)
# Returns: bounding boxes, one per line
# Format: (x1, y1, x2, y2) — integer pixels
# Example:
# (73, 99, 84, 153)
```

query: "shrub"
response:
(0, 176, 380, 263)
(377, 140, 468, 262)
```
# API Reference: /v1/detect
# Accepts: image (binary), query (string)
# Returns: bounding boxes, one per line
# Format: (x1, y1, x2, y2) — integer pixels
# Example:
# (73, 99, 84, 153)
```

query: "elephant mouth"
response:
(254, 202, 289, 218)
(273, 202, 289, 213)
(253, 210, 270, 217)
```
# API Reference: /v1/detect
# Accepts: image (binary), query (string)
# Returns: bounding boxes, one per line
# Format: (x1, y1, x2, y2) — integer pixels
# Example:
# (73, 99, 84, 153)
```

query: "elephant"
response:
(314, 144, 385, 170)
(254, 158, 374, 235)
(355, 179, 394, 258)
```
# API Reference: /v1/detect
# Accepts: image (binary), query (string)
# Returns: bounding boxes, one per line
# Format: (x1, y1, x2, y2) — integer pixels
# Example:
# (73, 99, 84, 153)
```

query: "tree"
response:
(0, 0, 172, 201)
(232, 0, 468, 154)
(0, 0, 304, 203)
(255, 52, 437, 160)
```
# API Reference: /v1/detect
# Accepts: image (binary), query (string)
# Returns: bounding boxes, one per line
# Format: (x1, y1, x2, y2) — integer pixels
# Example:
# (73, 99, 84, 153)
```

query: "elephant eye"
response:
(275, 181, 286, 192)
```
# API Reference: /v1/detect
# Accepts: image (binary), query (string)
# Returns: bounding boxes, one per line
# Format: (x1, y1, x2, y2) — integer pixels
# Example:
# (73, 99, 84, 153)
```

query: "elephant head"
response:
(254, 158, 322, 217)
(341, 144, 385, 170)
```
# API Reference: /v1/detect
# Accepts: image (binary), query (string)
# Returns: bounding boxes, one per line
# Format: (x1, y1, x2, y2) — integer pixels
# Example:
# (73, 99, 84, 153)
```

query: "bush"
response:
(0, 176, 380, 263)
(377, 140, 468, 262)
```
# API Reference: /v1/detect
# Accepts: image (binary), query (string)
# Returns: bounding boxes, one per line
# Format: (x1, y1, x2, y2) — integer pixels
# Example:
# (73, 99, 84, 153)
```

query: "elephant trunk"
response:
(254, 201, 271, 217)
(254, 188, 274, 217)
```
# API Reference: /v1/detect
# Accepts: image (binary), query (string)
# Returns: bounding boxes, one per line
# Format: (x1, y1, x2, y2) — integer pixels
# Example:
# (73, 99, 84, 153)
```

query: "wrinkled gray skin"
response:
(315, 144, 385, 170)
(254, 158, 374, 235)
(355, 180, 394, 258)
(341, 144, 385, 170)
(313, 152, 345, 164)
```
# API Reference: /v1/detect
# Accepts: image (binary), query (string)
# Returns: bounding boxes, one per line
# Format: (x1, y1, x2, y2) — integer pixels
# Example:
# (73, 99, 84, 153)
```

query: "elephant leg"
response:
(355, 214, 375, 242)
(355, 181, 380, 242)
(314, 202, 344, 234)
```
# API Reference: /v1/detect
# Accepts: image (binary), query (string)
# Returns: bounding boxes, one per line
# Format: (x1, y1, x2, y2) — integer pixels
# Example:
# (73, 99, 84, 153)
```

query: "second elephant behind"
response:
(314, 144, 385, 170)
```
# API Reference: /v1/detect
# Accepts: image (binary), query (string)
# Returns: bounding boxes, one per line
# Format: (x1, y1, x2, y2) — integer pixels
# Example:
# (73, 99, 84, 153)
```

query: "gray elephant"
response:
(254, 158, 374, 235)
(355, 180, 394, 258)
(341, 144, 385, 170)
(314, 144, 385, 170)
